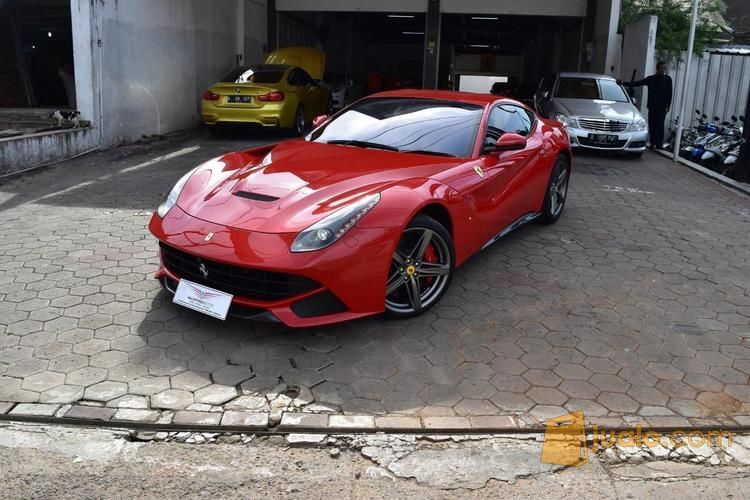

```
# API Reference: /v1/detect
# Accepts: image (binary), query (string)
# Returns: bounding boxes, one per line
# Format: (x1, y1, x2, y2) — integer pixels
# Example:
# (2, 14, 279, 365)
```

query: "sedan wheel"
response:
(385, 215, 454, 317)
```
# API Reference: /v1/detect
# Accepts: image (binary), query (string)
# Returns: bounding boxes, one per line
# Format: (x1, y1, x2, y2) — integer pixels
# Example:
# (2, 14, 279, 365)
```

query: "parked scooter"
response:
(681, 113, 722, 161)
(700, 115, 744, 173)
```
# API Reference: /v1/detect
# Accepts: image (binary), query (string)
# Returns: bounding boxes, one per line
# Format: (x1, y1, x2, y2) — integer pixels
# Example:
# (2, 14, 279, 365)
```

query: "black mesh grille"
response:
(159, 243, 320, 301)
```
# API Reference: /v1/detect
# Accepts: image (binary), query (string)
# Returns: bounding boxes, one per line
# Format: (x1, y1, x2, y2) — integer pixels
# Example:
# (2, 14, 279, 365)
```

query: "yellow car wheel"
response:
(293, 105, 306, 137)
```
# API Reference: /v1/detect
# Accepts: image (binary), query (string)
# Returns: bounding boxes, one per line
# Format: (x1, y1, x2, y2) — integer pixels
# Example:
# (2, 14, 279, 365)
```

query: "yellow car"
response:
(201, 47, 332, 136)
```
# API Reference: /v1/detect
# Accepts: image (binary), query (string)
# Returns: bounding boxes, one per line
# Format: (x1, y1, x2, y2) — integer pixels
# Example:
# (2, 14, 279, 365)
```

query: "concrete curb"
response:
(1, 402, 748, 434)
(655, 149, 750, 196)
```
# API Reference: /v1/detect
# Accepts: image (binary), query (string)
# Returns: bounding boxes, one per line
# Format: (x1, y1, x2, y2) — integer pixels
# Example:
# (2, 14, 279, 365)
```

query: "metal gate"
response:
(667, 49, 750, 128)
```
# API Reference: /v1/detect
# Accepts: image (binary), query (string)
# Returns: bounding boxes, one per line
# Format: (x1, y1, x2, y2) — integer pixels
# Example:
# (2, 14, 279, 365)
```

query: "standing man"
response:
(620, 61, 673, 150)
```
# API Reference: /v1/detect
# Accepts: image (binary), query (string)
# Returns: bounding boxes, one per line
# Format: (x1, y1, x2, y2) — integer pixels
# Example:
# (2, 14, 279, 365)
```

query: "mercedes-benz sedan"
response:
(535, 72, 648, 157)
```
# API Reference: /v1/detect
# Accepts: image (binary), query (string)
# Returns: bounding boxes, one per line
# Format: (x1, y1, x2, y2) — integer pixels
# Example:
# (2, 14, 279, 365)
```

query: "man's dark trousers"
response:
(648, 108, 666, 149)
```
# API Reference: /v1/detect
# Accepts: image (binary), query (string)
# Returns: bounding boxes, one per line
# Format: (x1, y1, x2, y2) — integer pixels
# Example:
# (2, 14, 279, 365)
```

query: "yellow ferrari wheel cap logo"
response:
(474, 165, 485, 178)
(204, 232, 214, 242)
(406, 265, 416, 276)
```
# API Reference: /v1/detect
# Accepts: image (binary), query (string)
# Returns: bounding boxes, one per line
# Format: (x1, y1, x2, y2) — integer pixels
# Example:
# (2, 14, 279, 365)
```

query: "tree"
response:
(619, 0, 726, 57)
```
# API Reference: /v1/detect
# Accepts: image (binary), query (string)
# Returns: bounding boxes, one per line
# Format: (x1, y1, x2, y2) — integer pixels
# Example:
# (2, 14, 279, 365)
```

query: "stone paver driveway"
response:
(1, 132, 749, 428)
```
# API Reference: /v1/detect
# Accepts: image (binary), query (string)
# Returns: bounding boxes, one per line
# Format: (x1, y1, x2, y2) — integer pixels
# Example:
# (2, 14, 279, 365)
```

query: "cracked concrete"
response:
(2, 422, 750, 497)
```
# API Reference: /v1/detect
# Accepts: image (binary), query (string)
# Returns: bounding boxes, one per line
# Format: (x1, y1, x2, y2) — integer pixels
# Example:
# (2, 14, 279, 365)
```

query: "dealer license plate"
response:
(588, 133, 618, 145)
(228, 95, 253, 103)
(173, 279, 232, 320)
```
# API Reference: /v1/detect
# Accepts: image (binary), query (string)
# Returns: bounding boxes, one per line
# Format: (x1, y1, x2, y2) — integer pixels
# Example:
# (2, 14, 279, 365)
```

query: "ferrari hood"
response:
(176, 141, 460, 234)
(264, 47, 326, 81)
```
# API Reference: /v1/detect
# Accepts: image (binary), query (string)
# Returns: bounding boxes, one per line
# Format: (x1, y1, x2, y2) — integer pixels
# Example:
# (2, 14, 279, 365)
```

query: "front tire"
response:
(385, 215, 455, 319)
(540, 155, 569, 225)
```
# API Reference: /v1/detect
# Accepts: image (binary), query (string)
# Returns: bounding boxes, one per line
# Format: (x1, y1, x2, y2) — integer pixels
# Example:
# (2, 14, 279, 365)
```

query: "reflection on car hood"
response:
(176, 141, 460, 234)
(553, 98, 642, 122)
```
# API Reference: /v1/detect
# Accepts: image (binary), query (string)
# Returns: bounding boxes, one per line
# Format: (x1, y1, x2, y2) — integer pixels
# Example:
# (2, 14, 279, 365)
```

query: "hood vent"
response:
(235, 191, 280, 202)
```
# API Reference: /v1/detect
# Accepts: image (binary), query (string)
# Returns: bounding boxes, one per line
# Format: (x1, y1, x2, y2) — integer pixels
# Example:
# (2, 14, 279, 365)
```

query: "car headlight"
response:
(629, 118, 647, 131)
(291, 193, 380, 252)
(157, 167, 200, 218)
(555, 113, 578, 128)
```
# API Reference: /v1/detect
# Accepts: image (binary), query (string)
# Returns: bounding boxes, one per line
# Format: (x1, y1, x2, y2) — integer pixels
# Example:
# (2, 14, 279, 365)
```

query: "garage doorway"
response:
(442, 14, 584, 102)
(0, 0, 75, 109)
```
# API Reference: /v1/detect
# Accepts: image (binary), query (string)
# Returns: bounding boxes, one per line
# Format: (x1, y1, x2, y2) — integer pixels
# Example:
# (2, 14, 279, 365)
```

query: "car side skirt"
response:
(481, 212, 541, 250)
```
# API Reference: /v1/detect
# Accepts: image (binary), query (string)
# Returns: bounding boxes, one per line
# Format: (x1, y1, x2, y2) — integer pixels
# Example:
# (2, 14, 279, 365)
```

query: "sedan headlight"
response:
(291, 193, 380, 252)
(157, 167, 200, 218)
(555, 113, 578, 128)
(629, 118, 647, 132)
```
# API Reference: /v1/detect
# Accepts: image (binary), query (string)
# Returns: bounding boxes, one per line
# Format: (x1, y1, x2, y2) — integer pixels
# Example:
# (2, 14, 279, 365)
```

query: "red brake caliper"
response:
(421, 243, 438, 287)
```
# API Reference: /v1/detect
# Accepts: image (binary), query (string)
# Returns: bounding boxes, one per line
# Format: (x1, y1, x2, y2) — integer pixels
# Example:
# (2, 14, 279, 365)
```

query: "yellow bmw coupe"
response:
(201, 47, 332, 136)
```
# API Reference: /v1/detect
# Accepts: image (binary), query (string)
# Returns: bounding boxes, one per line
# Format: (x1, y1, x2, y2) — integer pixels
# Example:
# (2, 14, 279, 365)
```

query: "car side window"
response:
(539, 75, 555, 93)
(288, 68, 313, 87)
(486, 104, 533, 141)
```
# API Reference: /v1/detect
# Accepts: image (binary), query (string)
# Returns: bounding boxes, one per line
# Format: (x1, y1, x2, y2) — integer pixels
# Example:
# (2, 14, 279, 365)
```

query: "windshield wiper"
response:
(402, 149, 457, 157)
(326, 140, 399, 152)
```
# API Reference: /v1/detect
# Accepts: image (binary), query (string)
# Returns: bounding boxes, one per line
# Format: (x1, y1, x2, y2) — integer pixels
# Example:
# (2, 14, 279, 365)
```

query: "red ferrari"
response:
(149, 90, 571, 327)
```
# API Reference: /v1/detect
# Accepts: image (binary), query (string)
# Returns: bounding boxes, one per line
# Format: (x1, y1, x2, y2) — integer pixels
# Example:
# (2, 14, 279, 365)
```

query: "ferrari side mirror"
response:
(312, 115, 328, 128)
(495, 133, 527, 151)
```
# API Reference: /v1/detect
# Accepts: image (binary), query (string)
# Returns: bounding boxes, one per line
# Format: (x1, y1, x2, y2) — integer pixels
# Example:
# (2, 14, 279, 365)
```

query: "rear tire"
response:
(539, 155, 569, 225)
(384, 215, 455, 319)
(292, 105, 306, 137)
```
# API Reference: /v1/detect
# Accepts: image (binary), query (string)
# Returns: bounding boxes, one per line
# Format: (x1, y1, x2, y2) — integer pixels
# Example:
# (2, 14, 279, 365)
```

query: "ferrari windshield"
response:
(309, 97, 484, 157)
(220, 65, 287, 84)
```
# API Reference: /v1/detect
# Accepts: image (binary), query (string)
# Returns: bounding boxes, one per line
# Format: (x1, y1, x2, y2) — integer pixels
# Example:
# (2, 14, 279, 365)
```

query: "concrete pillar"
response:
(70, 0, 98, 135)
(591, 0, 621, 75)
(422, 0, 440, 89)
(236, 0, 245, 64)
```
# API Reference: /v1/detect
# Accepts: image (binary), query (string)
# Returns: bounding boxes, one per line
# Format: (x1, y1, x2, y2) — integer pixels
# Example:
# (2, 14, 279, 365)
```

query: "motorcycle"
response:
(700, 115, 744, 173)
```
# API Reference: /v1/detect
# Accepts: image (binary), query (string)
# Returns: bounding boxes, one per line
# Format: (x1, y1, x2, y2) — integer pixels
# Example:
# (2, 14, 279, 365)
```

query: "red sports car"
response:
(149, 90, 571, 327)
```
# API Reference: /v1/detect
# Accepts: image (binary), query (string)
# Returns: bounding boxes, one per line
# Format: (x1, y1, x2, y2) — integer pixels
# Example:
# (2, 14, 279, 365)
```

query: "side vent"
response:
(235, 191, 280, 202)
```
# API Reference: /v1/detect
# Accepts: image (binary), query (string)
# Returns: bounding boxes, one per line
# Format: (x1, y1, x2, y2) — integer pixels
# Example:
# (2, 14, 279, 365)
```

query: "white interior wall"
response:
(244, 0, 269, 63)
(72, 0, 264, 147)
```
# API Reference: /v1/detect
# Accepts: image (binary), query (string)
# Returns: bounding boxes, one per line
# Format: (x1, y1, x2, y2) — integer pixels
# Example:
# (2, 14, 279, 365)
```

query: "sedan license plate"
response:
(173, 279, 232, 320)
(228, 95, 253, 103)
(588, 133, 618, 145)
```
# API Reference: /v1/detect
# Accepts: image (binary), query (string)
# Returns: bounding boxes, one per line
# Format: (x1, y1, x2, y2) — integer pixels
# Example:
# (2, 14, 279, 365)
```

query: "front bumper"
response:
(148, 205, 399, 328)
(565, 126, 648, 152)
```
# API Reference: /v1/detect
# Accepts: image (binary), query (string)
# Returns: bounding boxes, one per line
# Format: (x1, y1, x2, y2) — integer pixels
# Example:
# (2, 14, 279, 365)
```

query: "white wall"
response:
(277, 0, 427, 12)
(621, 15, 657, 113)
(278, 0, 586, 16)
(591, 0, 621, 74)
(72, 0, 265, 146)
(441, 0, 586, 16)
(244, 0, 269, 63)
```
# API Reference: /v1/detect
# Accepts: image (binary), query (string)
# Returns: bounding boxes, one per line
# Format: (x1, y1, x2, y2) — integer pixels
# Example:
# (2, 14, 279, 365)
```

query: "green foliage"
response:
(619, 0, 726, 57)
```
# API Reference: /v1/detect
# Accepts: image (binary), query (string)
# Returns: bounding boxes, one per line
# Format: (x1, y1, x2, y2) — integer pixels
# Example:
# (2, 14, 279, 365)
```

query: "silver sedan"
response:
(534, 72, 648, 157)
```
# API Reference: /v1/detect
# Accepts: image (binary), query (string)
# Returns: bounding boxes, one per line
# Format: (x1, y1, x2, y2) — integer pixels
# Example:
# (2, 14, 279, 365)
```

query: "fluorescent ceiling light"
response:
(470, 44, 490, 48)
(389, 14, 415, 18)
(472, 16, 498, 20)
(403, 31, 424, 35)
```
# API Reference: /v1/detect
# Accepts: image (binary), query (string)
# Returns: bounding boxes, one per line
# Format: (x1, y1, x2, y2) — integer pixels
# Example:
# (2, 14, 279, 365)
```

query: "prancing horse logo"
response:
(198, 262, 209, 280)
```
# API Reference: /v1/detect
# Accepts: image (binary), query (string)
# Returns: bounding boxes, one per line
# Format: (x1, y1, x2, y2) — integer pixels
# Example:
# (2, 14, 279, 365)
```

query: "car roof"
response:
(367, 89, 511, 106)
(558, 72, 616, 80)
